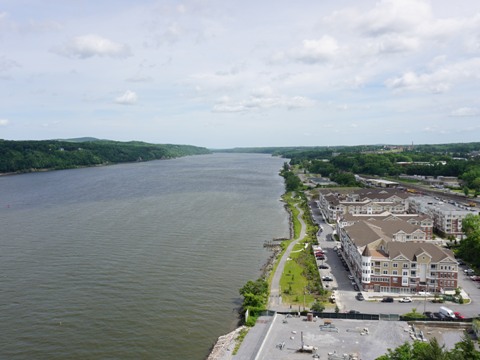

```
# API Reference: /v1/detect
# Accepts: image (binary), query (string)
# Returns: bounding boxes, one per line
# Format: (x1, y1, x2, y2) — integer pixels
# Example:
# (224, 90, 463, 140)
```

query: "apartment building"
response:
(317, 188, 409, 222)
(338, 220, 457, 293)
(408, 196, 478, 238)
(341, 213, 434, 240)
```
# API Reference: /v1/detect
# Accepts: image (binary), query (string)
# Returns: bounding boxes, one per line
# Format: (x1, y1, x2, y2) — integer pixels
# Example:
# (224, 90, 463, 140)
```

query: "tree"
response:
(310, 301, 325, 313)
(239, 279, 268, 298)
(458, 214, 480, 267)
(450, 332, 480, 360)
(376, 335, 480, 360)
(376, 342, 415, 360)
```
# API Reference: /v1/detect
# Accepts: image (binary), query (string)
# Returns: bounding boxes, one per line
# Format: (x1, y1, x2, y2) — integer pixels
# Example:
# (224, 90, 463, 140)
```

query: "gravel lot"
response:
(253, 314, 413, 360)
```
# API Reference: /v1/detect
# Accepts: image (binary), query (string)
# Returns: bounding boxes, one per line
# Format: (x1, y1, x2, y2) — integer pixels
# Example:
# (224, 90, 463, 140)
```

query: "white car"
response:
(399, 297, 412, 303)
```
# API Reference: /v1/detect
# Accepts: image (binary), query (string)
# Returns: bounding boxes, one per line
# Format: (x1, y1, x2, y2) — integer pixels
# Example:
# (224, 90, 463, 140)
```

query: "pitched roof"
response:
(366, 219, 422, 238)
(386, 242, 455, 262)
(344, 221, 386, 247)
(362, 246, 372, 257)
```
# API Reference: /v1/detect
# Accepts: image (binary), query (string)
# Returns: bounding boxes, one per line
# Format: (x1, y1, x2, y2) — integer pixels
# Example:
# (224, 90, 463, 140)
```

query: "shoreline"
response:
(206, 195, 294, 359)
(205, 326, 247, 360)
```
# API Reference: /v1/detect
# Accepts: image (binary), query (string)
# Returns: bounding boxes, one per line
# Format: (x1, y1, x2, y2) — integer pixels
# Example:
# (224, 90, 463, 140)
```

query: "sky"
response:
(1, 0, 480, 149)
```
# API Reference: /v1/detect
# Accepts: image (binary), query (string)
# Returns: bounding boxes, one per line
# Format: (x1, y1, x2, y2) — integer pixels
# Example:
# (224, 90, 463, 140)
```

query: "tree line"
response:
(0, 139, 211, 173)
(276, 144, 480, 192)
(377, 334, 480, 360)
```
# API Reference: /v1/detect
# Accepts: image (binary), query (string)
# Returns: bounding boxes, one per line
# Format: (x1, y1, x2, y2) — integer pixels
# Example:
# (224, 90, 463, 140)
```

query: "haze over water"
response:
(0, 153, 289, 360)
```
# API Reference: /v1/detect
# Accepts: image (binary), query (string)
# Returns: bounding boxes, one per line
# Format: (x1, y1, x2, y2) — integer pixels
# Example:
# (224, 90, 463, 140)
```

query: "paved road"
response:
(268, 199, 307, 311)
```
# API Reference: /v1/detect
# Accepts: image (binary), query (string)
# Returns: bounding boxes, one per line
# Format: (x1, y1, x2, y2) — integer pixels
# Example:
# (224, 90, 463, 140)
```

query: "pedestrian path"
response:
(268, 200, 307, 312)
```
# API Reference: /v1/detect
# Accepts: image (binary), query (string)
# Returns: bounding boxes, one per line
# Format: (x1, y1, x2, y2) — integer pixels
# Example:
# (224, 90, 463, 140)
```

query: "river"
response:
(0, 153, 289, 359)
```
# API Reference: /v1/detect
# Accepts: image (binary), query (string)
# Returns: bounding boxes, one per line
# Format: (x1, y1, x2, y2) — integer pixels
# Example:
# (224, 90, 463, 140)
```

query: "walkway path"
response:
(268, 198, 308, 311)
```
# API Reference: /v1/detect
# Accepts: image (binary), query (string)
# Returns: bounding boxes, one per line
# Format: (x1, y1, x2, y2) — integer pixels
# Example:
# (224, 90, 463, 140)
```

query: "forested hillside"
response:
(0, 139, 211, 173)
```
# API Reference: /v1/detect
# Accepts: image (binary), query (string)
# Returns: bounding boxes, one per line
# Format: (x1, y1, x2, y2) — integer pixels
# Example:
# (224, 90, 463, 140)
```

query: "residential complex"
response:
(408, 196, 477, 238)
(337, 219, 457, 293)
(317, 188, 409, 222)
(315, 188, 474, 293)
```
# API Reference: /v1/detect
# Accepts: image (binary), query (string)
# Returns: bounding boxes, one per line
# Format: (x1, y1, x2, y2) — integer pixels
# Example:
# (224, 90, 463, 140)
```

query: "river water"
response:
(0, 153, 289, 359)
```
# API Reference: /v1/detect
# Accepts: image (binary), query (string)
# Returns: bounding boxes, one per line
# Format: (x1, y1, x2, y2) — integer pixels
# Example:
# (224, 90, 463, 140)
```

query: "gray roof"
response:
(387, 242, 455, 262)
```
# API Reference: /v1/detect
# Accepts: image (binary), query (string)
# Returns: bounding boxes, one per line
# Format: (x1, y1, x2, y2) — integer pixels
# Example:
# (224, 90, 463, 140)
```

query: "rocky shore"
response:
(206, 326, 247, 360)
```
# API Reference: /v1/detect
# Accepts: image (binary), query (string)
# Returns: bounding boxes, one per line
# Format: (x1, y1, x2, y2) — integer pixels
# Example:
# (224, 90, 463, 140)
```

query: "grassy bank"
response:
(277, 190, 329, 309)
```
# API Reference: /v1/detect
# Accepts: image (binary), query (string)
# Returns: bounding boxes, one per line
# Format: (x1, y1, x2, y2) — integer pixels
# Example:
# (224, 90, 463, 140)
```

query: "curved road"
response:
(268, 200, 307, 311)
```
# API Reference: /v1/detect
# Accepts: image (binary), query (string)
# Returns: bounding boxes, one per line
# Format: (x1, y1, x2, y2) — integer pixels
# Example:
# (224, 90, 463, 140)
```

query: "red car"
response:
(454, 312, 465, 319)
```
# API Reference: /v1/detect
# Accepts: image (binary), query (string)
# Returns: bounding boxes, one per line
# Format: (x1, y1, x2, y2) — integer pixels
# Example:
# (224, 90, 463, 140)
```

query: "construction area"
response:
(228, 313, 472, 360)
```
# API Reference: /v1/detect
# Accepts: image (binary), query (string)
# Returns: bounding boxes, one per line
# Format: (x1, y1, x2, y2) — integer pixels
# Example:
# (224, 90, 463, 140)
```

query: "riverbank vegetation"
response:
(238, 279, 269, 326)
(0, 139, 210, 173)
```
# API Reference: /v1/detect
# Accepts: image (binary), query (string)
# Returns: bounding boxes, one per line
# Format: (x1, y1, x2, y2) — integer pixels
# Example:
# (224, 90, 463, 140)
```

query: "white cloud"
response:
(0, 56, 20, 74)
(358, 0, 432, 37)
(373, 34, 420, 54)
(0, 119, 9, 126)
(386, 57, 480, 93)
(115, 90, 138, 105)
(212, 88, 315, 113)
(450, 107, 479, 117)
(292, 36, 339, 64)
(53, 34, 131, 59)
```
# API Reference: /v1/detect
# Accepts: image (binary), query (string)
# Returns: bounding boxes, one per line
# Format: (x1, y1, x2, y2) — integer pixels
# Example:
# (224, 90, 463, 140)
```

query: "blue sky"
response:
(1, 0, 480, 148)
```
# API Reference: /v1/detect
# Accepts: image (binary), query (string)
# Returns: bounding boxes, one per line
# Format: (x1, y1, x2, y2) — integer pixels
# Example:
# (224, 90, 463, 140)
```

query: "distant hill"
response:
(0, 139, 211, 174)
(58, 137, 104, 142)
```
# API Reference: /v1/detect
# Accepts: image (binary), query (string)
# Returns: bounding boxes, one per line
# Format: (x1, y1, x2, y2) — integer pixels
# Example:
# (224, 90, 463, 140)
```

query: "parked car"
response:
(318, 264, 329, 269)
(353, 284, 359, 291)
(316, 256, 325, 260)
(348, 310, 360, 314)
(433, 312, 445, 320)
(454, 311, 465, 319)
(356, 292, 364, 301)
(348, 275, 354, 280)
(322, 276, 333, 281)
(417, 291, 432, 296)
(399, 297, 412, 303)
(464, 269, 475, 275)
(423, 311, 435, 319)
(381, 297, 394, 303)
(439, 306, 455, 319)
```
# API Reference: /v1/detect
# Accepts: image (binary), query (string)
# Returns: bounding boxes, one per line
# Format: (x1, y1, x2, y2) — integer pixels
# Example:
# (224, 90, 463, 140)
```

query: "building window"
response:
(392, 270, 398, 275)
(431, 264, 436, 269)
(403, 263, 408, 268)
(393, 263, 398, 268)
(383, 263, 388, 267)
(383, 270, 388, 275)
(411, 263, 416, 268)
